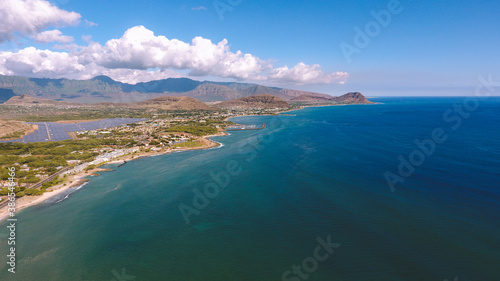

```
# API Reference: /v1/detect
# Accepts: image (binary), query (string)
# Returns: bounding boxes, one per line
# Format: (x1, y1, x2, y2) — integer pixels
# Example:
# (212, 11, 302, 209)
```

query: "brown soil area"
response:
(0, 120, 37, 140)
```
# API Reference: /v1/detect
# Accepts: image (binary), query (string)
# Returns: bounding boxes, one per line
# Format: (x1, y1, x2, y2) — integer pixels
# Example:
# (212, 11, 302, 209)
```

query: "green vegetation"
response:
(149, 140, 160, 146)
(165, 125, 217, 136)
(41, 176, 64, 190)
(19, 109, 150, 122)
(0, 138, 131, 157)
(0, 138, 139, 196)
(24, 189, 44, 196)
(85, 164, 96, 171)
(0, 184, 24, 197)
(173, 140, 204, 149)
(0, 131, 25, 140)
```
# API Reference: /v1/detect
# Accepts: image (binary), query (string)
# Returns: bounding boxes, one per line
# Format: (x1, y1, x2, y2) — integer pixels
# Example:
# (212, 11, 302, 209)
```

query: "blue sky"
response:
(0, 0, 499, 96)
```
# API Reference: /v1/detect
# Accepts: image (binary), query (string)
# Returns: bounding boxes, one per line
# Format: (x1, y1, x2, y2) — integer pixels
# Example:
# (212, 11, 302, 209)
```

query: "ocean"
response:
(1, 97, 499, 280)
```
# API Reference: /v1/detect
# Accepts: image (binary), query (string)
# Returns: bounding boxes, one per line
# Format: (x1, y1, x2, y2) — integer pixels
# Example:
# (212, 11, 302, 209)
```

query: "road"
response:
(0, 166, 72, 210)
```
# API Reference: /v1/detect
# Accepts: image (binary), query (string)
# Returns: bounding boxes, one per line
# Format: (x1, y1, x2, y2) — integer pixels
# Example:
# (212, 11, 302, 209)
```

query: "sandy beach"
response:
(0, 169, 92, 221)
(0, 131, 227, 222)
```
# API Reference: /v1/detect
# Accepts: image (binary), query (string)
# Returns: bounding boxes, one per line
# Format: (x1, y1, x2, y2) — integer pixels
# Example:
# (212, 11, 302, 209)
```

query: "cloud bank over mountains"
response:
(0, 0, 348, 85)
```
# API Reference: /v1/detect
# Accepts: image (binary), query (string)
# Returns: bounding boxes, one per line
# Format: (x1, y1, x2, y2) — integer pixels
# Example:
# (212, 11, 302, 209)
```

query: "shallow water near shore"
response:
(1, 97, 500, 280)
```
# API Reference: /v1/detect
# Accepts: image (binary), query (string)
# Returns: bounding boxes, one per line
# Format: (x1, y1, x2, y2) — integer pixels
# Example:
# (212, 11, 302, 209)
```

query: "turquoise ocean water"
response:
(1, 97, 499, 280)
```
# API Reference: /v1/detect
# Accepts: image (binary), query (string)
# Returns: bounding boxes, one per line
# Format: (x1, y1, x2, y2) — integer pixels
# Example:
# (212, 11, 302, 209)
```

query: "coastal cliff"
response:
(290, 92, 374, 104)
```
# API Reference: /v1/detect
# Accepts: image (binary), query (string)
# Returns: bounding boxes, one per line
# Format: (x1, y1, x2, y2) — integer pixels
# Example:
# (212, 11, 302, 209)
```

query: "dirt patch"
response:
(0, 120, 37, 140)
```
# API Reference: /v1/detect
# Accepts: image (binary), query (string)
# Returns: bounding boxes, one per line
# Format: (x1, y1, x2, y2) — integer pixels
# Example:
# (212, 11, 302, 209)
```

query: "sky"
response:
(0, 0, 499, 96)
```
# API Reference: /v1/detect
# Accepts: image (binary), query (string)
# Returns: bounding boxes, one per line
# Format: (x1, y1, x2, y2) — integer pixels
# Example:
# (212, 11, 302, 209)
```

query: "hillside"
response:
(4, 94, 213, 111)
(0, 74, 334, 103)
(0, 89, 16, 103)
(290, 94, 330, 102)
(182, 83, 241, 102)
(275, 89, 332, 100)
(330, 92, 374, 104)
(291, 92, 374, 104)
(4, 94, 81, 106)
(215, 94, 291, 110)
(135, 96, 213, 111)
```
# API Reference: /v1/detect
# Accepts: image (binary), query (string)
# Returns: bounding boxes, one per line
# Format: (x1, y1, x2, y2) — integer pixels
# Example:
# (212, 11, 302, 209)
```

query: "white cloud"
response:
(81, 35, 92, 43)
(0, 47, 84, 77)
(269, 63, 349, 84)
(87, 26, 271, 80)
(101, 68, 183, 84)
(84, 20, 98, 27)
(0, 0, 80, 42)
(0, 47, 184, 83)
(0, 25, 348, 85)
(33, 29, 73, 43)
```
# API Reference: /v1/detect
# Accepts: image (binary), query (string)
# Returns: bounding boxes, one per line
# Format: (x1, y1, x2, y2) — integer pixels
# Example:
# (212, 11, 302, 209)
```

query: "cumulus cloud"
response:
(0, 0, 80, 42)
(100, 68, 183, 84)
(33, 29, 73, 43)
(0, 47, 184, 83)
(0, 47, 84, 78)
(0, 25, 348, 85)
(87, 26, 271, 80)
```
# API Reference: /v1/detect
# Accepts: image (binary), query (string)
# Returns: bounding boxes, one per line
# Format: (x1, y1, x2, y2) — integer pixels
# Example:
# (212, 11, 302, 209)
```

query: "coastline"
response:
(0, 131, 227, 222)
(224, 102, 376, 122)
(0, 103, 367, 222)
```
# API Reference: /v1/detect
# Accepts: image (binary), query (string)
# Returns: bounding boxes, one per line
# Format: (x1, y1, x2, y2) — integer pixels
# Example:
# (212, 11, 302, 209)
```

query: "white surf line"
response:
(44, 122, 52, 141)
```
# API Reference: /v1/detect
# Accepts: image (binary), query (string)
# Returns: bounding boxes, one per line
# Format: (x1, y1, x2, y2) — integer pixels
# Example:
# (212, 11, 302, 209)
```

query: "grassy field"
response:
(173, 140, 204, 149)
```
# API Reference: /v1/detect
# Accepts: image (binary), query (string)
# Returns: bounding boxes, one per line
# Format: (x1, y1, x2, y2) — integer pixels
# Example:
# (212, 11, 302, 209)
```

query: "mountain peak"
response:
(332, 92, 373, 104)
(91, 75, 119, 84)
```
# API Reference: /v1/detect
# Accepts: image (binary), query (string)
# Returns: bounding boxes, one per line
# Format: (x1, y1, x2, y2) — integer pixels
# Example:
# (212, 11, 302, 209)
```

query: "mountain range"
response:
(290, 92, 373, 104)
(215, 94, 292, 110)
(0, 74, 335, 103)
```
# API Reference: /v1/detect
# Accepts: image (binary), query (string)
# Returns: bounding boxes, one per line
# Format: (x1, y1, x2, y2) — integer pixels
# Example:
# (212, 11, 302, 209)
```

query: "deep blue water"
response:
(1, 97, 499, 280)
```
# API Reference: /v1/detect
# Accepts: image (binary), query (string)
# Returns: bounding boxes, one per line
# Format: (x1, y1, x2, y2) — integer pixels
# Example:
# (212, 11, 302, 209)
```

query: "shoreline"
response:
(0, 131, 227, 222)
(0, 103, 367, 221)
